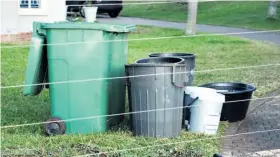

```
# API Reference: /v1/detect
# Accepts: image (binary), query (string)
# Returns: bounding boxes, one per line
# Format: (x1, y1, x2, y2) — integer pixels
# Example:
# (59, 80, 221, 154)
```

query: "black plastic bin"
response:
(200, 82, 256, 122)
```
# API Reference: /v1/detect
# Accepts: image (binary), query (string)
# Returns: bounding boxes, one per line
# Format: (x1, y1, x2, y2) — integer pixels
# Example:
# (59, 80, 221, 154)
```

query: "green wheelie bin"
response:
(24, 22, 135, 135)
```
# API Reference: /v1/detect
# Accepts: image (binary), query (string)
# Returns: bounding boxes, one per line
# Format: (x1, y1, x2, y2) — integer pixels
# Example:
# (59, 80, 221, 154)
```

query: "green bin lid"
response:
(41, 22, 136, 33)
(23, 24, 48, 96)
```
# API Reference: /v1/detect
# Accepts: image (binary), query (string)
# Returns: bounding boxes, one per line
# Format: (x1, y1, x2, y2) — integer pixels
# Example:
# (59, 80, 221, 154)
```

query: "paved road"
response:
(221, 90, 280, 157)
(98, 16, 280, 45)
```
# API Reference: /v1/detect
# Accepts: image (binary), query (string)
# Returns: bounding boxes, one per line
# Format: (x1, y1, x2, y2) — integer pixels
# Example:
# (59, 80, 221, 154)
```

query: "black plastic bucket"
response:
(199, 82, 256, 122)
(149, 53, 196, 85)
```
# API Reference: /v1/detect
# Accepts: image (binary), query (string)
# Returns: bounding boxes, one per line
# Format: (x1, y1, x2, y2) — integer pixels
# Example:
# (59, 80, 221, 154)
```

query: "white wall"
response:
(1, 0, 66, 35)
(48, 0, 67, 22)
(1, 1, 19, 34)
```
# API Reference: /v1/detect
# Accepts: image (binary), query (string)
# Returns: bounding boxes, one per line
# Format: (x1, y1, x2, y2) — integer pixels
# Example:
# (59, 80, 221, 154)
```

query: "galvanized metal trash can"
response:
(126, 57, 186, 137)
(149, 53, 196, 128)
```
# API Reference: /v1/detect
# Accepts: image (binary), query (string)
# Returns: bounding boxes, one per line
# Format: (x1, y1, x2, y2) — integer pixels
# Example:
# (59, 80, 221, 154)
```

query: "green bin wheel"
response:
(44, 117, 66, 136)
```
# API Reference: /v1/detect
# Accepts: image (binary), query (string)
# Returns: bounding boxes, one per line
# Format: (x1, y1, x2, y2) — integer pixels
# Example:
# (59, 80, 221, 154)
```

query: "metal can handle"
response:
(172, 66, 187, 88)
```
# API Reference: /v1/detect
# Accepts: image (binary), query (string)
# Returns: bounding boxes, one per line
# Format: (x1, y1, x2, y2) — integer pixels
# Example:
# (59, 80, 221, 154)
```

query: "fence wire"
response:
(2, 29, 280, 49)
(1, 95, 279, 129)
(2, 63, 280, 89)
(2, 128, 280, 156)
(1, 1, 280, 156)
(72, 128, 280, 156)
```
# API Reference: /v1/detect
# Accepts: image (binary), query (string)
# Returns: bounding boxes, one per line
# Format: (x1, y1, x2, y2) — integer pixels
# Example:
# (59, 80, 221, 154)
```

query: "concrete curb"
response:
(220, 89, 280, 157)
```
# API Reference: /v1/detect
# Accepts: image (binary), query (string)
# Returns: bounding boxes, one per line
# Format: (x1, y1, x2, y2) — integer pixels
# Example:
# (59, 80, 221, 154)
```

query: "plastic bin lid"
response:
(23, 32, 48, 96)
(41, 22, 136, 33)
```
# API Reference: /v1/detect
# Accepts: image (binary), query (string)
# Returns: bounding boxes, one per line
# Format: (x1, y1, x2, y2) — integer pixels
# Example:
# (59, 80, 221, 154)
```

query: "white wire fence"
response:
(2, 128, 280, 156)
(2, 29, 280, 49)
(67, 1, 179, 7)
(1, 22, 279, 129)
(1, 63, 280, 89)
(1, 95, 279, 129)
(1, 1, 280, 156)
(73, 128, 280, 157)
(1, 31, 280, 130)
(63, 0, 280, 7)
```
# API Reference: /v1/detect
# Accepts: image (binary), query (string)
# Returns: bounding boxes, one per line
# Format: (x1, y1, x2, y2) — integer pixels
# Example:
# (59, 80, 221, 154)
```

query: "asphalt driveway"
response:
(97, 16, 280, 45)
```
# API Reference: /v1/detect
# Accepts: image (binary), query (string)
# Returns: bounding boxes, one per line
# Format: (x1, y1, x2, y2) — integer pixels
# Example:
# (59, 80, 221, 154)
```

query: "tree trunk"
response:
(185, 0, 198, 35)
(267, 0, 278, 19)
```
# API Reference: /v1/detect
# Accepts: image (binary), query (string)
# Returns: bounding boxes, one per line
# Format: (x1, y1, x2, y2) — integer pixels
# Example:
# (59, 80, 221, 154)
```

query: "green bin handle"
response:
(34, 22, 49, 89)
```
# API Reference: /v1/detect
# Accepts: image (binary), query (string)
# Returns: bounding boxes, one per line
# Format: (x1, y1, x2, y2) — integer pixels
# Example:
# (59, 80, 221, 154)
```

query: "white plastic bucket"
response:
(186, 87, 225, 135)
(84, 7, 98, 22)
(185, 86, 217, 95)
(183, 87, 217, 126)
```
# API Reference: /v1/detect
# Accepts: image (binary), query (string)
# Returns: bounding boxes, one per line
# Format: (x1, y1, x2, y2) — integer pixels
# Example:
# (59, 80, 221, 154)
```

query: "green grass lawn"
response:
(121, 1, 280, 30)
(1, 26, 280, 156)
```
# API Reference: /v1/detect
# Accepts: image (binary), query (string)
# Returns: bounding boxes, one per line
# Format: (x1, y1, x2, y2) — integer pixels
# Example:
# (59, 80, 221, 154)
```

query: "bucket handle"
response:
(187, 97, 199, 107)
(172, 66, 187, 88)
(185, 96, 199, 130)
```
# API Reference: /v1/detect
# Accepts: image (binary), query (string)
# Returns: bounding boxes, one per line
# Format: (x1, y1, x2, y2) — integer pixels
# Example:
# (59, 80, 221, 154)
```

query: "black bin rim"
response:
(126, 57, 186, 67)
(199, 82, 256, 95)
(149, 52, 196, 59)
